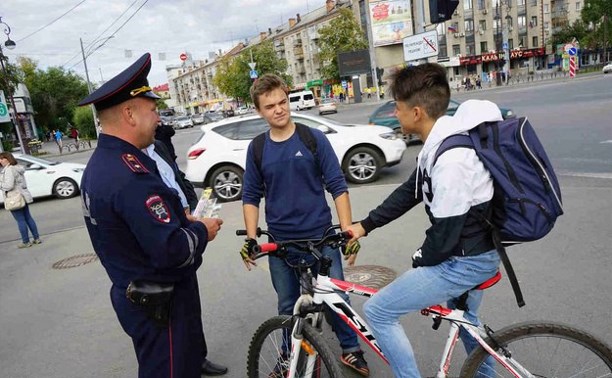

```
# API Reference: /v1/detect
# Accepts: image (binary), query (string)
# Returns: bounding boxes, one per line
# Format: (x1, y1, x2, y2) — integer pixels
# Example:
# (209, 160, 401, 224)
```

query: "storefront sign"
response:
(460, 48, 545, 66)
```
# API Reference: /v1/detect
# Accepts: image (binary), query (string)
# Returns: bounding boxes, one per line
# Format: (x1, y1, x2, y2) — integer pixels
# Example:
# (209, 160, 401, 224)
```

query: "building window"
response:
(576, 1, 581, 10)
(508, 39, 514, 49)
(544, 4, 549, 12)
(517, 0, 525, 5)
(437, 22, 446, 35)
(477, 0, 486, 9)
(480, 41, 489, 53)
(479, 19, 487, 31)
(519, 35, 527, 48)
(506, 16, 514, 28)
(532, 36, 538, 47)
(453, 44, 461, 56)
(464, 0, 473, 10)
(518, 15, 526, 28)
(466, 44, 475, 55)
(530, 16, 537, 27)
(465, 19, 474, 32)
(493, 18, 501, 30)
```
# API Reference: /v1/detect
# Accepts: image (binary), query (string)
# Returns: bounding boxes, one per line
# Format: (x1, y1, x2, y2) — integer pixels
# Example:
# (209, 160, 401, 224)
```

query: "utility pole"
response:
(365, 0, 380, 101)
(80, 37, 99, 137)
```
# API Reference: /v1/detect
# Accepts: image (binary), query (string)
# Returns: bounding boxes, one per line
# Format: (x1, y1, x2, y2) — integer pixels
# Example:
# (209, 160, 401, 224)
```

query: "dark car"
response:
(203, 112, 224, 124)
(368, 99, 516, 145)
(160, 115, 174, 127)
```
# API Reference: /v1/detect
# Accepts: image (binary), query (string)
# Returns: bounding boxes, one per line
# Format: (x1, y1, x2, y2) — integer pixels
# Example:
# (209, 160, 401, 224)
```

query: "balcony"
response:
(294, 45, 304, 60)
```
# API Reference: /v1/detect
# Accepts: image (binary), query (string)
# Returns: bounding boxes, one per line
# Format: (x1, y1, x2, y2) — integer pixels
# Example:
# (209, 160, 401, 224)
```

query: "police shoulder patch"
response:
(122, 153, 149, 173)
(146, 194, 171, 223)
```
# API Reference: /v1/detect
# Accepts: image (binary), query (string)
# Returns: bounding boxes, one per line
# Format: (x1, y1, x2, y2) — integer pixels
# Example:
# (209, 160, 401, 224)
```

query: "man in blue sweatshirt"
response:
(240, 74, 369, 377)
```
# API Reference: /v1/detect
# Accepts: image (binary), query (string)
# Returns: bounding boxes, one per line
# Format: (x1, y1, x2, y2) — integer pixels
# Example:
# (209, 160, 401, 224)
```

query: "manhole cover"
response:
(52, 253, 99, 269)
(344, 265, 397, 289)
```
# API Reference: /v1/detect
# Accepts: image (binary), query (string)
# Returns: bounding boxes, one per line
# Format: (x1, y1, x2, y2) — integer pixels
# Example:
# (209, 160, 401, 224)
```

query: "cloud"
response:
(2, 0, 318, 86)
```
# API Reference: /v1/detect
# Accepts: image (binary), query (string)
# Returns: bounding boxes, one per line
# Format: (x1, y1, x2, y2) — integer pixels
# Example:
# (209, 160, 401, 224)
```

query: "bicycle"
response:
(237, 227, 612, 378)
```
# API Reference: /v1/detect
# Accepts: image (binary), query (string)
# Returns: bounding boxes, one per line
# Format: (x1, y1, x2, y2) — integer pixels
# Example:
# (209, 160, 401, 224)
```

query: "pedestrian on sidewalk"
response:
(77, 53, 227, 378)
(54, 129, 63, 154)
(0, 152, 42, 248)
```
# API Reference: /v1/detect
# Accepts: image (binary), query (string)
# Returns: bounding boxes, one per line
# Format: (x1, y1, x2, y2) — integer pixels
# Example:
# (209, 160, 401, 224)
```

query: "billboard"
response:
(338, 49, 372, 77)
(369, 0, 413, 47)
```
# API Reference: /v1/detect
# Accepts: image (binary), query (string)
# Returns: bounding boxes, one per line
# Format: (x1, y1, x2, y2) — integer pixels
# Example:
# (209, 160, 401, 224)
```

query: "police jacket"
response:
(81, 134, 208, 288)
(361, 100, 503, 267)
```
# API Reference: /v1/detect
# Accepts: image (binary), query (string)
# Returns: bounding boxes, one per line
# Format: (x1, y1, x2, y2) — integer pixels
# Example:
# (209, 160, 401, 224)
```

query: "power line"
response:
(17, 0, 88, 42)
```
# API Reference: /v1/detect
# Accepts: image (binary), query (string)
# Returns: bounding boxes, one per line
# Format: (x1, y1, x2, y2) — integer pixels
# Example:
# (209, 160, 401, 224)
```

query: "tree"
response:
(316, 8, 369, 81)
(72, 105, 95, 139)
(0, 60, 23, 96)
(19, 58, 89, 134)
(213, 40, 290, 101)
(550, 20, 589, 48)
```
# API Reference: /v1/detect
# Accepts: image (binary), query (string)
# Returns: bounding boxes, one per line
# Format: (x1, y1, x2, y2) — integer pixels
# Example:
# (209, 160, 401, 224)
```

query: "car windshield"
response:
(176, 116, 190, 121)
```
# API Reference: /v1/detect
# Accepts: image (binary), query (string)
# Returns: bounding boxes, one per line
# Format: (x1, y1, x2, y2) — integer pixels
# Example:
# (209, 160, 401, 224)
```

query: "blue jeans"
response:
(363, 250, 500, 378)
(268, 245, 361, 353)
(10, 203, 40, 244)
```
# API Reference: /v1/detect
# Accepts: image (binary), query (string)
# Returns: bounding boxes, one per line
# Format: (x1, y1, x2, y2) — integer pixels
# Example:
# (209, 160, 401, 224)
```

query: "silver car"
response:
(174, 115, 194, 129)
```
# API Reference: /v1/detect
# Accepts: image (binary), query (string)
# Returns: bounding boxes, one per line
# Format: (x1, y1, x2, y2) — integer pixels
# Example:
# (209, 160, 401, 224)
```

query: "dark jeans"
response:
(268, 244, 361, 353)
(10, 203, 39, 243)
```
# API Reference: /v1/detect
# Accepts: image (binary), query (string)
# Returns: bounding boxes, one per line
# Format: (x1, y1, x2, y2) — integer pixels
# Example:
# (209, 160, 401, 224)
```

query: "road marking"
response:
(600, 140, 612, 144)
(561, 172, 612, 179)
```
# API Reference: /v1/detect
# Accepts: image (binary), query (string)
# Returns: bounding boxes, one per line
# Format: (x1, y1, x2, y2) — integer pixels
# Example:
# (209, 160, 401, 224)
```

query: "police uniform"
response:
(78, 53, 224, 378)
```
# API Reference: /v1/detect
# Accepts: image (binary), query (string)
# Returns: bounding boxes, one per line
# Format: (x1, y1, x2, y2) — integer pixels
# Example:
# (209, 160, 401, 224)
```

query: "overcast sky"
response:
(2, 0, 320, 87)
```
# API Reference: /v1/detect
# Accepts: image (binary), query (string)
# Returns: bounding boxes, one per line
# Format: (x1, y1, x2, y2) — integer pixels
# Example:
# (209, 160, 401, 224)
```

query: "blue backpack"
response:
(435, 117, 563, 307)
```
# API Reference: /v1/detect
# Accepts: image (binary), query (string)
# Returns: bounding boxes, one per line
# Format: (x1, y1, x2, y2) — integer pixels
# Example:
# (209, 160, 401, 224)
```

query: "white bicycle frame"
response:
(285, 273, 533, 378)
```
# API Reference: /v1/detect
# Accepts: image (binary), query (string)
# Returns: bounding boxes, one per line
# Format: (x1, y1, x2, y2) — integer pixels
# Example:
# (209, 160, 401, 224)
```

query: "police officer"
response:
(78, 53, 227, 377)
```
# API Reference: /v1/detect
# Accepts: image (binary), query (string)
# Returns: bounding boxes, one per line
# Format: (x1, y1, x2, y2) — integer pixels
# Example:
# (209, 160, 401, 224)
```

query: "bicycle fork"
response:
(286, 295, 321, 378)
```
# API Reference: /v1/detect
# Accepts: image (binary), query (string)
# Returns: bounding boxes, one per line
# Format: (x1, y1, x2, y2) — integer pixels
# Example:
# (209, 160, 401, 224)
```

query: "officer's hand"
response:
(240, 238, 258, 271)
(185, 209, 198, 223)
(412, 248, 423, 269)
(200, 218, 223, 241)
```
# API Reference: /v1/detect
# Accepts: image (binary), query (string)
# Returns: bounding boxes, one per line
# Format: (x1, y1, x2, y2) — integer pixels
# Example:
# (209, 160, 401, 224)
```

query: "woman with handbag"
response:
(0, 152, 41, 248)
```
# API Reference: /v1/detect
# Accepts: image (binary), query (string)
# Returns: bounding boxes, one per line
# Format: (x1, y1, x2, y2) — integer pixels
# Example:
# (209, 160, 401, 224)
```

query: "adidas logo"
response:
(295, 151, 303, 157)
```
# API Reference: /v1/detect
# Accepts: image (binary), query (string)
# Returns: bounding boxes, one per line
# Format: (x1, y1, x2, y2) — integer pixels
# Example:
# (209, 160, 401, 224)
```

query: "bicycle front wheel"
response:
(247, 315, 343, 378)
(460, 321, 612, 377)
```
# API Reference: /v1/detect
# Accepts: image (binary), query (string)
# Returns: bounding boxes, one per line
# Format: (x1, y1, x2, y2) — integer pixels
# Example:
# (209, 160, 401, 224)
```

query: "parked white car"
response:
(174, 115, 194, 129)
(185, 114, 407, 202)
(0, 154, 85, 204)
(603, 63, 612, 74)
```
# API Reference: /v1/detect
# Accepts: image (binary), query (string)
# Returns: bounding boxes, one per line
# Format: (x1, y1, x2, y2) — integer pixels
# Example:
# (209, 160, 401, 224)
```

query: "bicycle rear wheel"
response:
(460, 321, 612, 377)
(247, 315, 343, 378)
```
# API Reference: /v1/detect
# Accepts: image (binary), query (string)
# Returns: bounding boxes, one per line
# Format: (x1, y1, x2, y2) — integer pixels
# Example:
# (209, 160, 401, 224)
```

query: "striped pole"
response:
(569, 55, 576, 78)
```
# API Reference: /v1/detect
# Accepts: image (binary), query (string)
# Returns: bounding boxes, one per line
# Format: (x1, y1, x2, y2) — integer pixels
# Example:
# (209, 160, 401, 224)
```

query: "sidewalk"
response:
(35, 138, 98, 158)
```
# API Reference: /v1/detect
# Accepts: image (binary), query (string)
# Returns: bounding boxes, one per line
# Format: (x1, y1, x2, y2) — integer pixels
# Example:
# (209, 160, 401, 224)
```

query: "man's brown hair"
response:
(389, 63, 451, 120)
(250, 74, 289, 109)
(0, 152, 17, 165)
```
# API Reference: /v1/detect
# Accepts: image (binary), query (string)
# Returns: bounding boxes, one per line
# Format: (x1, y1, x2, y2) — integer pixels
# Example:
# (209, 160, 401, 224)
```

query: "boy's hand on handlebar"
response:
(343, 223, 366, 266)
(239, 238, 258, 271)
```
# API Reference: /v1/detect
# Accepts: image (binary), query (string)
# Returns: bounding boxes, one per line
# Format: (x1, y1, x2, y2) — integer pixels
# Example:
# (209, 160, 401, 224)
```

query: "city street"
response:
(1, 75, 611, 377)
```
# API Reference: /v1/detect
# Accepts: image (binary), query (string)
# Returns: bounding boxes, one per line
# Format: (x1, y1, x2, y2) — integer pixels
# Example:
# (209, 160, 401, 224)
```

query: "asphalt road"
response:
(1, 75, 611, 377)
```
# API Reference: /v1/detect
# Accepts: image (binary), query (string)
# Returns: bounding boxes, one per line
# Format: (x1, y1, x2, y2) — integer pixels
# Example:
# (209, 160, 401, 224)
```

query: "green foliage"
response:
(550, 0, 612, 52)
(0, 61, 23, 96)
(156, 98, 168, 109)
(213, 40, 290, 101)
(0, 121, 14, 151)
(316, 8, 369, 81)
(19, 57, 89, 135)
(72, 105, 96, 139)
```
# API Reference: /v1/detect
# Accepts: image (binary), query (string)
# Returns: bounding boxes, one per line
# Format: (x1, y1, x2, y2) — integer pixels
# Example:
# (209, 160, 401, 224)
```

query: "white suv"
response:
(185, 114, 406, 202)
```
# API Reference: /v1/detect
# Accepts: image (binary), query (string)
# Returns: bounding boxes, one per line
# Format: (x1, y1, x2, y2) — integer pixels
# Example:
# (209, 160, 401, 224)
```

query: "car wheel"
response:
(53, 177, 79, 199)
(209, 166, 244, 202)
(343, 146, 383, 184)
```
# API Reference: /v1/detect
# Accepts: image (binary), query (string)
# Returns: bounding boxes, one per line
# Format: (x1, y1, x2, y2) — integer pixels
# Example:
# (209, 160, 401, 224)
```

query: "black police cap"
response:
(78, 53, 160, 111)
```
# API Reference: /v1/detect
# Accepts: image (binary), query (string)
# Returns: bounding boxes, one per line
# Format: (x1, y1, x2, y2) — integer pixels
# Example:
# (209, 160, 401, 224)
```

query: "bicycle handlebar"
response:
(235, 225, 353, 261)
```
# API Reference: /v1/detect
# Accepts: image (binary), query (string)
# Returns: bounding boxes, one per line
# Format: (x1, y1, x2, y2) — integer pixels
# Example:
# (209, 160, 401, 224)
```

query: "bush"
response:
(72, 106, 97, 139)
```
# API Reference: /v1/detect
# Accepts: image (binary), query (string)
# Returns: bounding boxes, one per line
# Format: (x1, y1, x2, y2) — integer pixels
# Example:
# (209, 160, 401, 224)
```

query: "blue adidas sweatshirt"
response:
(242, 126, 348, 241)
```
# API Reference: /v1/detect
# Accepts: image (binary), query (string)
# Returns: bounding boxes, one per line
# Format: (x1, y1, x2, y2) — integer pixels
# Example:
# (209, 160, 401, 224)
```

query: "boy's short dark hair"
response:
(250, 74, 289, 109)
(389, 63, 451, 120)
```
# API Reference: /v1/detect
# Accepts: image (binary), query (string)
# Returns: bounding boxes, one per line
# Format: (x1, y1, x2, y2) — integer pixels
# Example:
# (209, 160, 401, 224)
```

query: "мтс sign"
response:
(402, 30, 439, 62)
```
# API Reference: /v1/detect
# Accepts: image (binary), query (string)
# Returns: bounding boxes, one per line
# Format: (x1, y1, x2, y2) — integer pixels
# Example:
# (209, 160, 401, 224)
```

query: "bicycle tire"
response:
(247, 315, 343, 378)
(460, 320, 612, 377)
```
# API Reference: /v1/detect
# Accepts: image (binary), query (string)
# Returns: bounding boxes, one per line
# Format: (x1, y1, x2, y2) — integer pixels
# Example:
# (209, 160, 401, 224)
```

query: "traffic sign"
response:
(341, 80, 348, 89)
(0, 91, 11, 123)
(179, 53, 188, 61)
(502, 42, 509, 50)
(249, 69, 258, 79)
(248, 62, 256, 70)
(402, 30, 439, 62)
(568, 47, 577, 56)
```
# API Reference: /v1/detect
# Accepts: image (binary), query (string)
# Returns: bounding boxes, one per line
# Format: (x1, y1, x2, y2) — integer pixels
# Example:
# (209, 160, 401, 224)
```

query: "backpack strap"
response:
(252, 132, 266, 175)
(433, 131, 526, 308)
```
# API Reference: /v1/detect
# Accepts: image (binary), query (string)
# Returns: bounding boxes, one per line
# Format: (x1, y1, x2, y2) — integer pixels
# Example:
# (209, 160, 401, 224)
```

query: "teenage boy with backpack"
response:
(239, 74, 369, 376)
(345, 63, 502, 377)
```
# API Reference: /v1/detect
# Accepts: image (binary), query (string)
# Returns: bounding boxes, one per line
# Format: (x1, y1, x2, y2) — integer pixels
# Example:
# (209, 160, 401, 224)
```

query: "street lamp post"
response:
(0, 16, 27, 154)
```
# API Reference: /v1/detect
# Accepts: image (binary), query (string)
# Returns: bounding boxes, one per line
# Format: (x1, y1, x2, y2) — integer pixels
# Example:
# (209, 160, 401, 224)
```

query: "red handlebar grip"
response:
(258, 243, 278, 253)
(344, 229, 354, 238)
